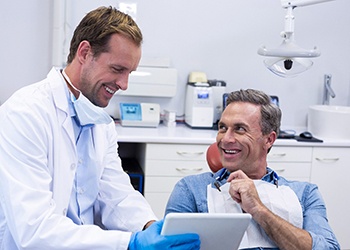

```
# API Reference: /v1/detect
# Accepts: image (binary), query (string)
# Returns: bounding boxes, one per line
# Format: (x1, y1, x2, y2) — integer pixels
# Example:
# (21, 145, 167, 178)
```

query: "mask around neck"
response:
(62, 70, 112, 126)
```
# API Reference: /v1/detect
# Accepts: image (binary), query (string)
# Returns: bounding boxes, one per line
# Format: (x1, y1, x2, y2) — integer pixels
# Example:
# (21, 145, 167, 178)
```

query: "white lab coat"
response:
(0, 68, 157, 250)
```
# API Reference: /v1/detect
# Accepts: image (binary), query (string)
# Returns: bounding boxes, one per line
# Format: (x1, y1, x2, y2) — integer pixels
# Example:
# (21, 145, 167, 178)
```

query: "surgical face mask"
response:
(62, 70, 112, 126)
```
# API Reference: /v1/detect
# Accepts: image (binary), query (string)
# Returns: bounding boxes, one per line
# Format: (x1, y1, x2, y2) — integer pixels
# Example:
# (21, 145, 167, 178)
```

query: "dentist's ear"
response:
(77, 40, 92, 63)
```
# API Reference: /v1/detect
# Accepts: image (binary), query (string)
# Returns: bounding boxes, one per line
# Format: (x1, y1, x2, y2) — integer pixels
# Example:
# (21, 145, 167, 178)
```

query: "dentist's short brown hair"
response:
(67, 6, 142, 64)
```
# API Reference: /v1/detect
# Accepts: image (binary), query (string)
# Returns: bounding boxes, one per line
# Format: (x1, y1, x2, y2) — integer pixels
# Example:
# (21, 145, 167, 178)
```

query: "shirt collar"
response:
(213, 167, 278, 185)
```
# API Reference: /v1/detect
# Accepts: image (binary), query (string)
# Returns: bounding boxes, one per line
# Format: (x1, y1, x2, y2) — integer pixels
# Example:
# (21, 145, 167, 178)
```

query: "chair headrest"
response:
(206, 143, 223, 173)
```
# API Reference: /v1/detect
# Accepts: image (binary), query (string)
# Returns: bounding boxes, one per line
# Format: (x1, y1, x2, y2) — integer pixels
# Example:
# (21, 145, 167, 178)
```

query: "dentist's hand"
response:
(128, 220, 200, 250)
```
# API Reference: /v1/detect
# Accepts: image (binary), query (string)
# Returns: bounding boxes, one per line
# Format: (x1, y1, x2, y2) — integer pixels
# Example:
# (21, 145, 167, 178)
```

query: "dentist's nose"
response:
(116, 75, 129, 91)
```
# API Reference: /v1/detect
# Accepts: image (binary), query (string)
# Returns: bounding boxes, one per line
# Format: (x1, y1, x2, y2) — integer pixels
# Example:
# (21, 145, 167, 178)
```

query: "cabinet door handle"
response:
(269, 153, 287, 158)
(274, 168, 286, 173)
(175, 167, 203, 173)
(315, 157, 340, 163)
(176, 151, 204, 157)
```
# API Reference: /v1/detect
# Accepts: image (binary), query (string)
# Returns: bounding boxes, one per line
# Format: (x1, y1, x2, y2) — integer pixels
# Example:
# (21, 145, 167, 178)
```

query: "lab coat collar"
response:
(47, 67, 76, 150)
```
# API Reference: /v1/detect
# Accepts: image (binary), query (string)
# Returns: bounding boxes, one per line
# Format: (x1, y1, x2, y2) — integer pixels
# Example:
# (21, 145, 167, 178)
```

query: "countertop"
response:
(115, 123, 350, 147)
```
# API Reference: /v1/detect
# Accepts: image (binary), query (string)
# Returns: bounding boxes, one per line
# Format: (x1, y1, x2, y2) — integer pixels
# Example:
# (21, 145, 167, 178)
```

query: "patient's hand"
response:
(227, 170, 265, 216)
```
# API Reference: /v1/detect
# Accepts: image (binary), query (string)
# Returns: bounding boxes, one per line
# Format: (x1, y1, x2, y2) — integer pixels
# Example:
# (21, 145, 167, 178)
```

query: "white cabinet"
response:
(267, 146, 312, 181)
(143, 144, 313, 219)
(311, 147, 350, 250)
(144, 143, 211, 218)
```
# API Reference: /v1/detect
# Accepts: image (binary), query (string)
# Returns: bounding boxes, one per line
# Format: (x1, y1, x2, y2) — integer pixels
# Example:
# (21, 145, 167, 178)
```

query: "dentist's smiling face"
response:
(78, 33, 141, 108)
(216, 102, 272, 179)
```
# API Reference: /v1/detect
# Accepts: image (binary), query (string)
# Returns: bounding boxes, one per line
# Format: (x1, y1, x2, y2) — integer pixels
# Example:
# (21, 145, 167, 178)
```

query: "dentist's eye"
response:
(111, 66, 124, 74)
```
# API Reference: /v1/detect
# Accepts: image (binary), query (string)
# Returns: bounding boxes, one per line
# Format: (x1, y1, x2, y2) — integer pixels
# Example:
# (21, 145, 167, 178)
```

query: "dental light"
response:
(258, 0, 335, 78)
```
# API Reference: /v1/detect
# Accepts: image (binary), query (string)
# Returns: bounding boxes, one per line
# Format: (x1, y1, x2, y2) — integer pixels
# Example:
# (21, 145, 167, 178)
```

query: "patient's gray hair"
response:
(225, 89, 282, 136)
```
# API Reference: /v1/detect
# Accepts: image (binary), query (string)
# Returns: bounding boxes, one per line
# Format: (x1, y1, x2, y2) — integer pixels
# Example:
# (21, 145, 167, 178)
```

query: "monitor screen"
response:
(197, 92, 209, 99)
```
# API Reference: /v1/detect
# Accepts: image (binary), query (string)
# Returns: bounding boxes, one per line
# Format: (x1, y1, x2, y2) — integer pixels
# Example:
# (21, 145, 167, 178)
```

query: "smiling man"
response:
(0, 6, 200, 250)
(165, 89, 340, 250)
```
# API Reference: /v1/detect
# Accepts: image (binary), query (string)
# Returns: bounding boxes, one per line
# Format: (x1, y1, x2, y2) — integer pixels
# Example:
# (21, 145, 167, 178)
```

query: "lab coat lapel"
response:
(92, 125, 106, 176)
(49, 68, 76, 150)
(48, 68, 77, 214)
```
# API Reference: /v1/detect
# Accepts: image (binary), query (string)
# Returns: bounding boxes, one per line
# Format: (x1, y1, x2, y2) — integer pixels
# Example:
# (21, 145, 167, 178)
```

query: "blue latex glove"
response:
(128, 220, 200, 250)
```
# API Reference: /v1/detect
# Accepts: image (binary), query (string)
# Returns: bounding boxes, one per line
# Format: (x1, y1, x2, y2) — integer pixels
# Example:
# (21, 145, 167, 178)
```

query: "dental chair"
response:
(206, 143, 223, 173)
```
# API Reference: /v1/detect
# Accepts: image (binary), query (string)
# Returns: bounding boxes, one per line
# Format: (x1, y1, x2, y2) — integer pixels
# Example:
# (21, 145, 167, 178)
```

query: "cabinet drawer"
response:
(146, 143, 209, 161)
(145, 159, 210, 176)
(267, 146, 312, 162)
(312, 147, 349, 162)
(269, 162, 311, 181)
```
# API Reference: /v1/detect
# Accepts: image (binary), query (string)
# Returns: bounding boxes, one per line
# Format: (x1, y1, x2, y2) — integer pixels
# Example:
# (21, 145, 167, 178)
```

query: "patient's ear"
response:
(265, 131, 277, 150)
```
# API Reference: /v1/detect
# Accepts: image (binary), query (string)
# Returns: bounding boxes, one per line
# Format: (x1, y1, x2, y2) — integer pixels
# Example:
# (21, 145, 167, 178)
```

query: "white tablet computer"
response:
(161, 213, 251, 250)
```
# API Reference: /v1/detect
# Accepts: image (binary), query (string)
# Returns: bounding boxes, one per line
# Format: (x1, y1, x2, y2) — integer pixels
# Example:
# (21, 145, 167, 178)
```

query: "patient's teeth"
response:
(224, 149, 238, 154)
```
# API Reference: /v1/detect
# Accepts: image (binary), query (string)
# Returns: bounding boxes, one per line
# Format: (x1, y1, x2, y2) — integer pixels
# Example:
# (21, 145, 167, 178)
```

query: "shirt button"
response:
(70, 163, 76, 170)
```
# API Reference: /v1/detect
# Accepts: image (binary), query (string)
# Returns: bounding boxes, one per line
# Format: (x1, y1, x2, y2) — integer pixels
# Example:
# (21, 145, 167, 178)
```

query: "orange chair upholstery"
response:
(206, 142, 223, 173)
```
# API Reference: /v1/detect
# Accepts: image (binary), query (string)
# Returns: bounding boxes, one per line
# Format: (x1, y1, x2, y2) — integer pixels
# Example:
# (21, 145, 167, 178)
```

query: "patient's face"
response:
(216, 102, 271, 179)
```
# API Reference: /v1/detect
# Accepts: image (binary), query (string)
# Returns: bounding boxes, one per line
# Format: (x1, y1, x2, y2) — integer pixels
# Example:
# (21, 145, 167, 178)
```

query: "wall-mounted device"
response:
(185, 72, 214, 129)
(119, 103, 160, 127)
(115, 66, 177, 97)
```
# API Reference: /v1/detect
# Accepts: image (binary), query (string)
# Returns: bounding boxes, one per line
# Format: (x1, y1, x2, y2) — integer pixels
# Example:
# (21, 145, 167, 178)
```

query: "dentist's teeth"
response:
(105, 86, 115, 94)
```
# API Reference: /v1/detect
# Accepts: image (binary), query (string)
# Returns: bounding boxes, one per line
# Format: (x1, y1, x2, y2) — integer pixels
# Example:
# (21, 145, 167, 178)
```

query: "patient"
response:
(165, 89, 340, 249)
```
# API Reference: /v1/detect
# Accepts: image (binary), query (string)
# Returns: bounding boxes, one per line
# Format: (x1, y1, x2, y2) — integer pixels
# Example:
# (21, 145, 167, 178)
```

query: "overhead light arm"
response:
(281, 0, 334, 8)
(284, 6, 294, 39)
(257, 5, 320, 59)
(257, 0, 335, 77)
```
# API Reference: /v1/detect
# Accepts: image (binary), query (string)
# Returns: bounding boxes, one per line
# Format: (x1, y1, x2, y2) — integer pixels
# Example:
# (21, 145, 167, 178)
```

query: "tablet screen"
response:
(161, 213, 251, 250)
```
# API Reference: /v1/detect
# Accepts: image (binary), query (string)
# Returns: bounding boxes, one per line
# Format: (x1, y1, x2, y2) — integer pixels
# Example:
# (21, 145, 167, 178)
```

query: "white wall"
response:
(1, 0, 349, 131)
(0, 0, 52, 103)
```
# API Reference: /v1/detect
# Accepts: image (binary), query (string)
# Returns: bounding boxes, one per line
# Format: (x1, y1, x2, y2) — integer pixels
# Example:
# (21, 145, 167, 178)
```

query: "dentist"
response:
(0, 6, 199, 250)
